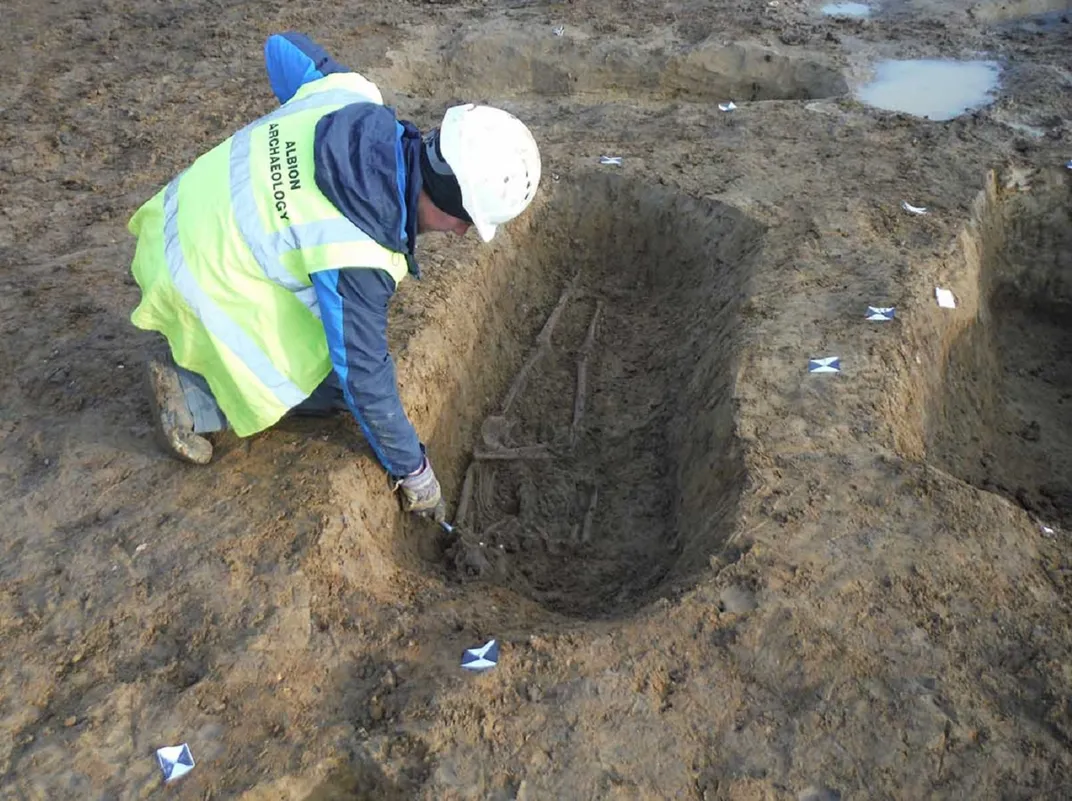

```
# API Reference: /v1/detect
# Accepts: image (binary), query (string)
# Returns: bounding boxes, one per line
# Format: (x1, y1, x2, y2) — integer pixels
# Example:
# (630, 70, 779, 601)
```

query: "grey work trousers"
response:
(175, 366, 349, 434)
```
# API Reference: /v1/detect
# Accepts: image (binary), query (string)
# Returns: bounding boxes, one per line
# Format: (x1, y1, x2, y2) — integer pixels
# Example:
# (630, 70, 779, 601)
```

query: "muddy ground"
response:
(1, 0, 1071, 798)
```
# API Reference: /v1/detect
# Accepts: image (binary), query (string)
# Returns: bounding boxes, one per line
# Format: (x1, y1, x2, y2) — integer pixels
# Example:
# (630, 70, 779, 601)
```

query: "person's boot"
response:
(146, 358, 213, 465)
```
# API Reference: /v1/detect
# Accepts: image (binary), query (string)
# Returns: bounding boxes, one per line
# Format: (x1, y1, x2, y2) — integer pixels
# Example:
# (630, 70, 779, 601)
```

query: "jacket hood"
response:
(312, 103, 423, 277)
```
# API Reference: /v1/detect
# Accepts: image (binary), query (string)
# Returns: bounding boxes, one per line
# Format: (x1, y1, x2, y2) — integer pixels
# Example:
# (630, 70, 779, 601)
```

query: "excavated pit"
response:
(927, 169, 1072, 528)
(384, 27, 847, 103)
(388, 175, 765, 619)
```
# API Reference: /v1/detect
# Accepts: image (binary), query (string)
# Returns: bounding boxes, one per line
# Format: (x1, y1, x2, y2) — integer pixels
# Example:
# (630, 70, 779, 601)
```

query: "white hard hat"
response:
(437, 104, 541, 243)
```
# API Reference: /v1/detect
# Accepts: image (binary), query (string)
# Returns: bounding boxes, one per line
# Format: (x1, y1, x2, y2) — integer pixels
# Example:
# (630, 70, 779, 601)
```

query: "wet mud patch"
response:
(386, 26, 847, 103)
(373, 175, 766, 619)
(928, 169, 1072, 528)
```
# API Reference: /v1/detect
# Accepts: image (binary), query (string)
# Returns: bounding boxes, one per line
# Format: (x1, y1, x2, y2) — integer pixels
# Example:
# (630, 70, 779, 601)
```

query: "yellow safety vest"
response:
(128, 73, 409, 436)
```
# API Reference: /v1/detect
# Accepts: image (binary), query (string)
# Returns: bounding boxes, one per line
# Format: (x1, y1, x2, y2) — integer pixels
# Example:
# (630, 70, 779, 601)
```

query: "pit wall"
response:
(381, 26, 847, 102)
(653, 196, 765, 588)
(884, 166, 1071, 473)
(923, 174, 1016, 487)
(878, 169, 1004, 462)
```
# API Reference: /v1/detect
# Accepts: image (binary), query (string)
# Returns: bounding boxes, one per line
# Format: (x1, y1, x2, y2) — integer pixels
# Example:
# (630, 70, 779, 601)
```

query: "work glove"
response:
(396, 457, 447, 523)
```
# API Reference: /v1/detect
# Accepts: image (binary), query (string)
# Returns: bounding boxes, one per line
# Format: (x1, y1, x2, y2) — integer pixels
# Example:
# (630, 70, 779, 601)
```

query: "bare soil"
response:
(1, 0, 1072, 799)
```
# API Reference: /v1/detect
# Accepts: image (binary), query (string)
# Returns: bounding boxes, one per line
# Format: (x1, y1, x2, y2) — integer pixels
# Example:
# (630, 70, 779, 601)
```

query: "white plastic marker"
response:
(935, 288, 956, 309)
(1066, 159, 1071, 170)
(599, 156, 623, 166)
(156, 744, 195, 782)
(808, 357, 841, 374)
(902, 201, 928, 215)
(461, 639, 500, 671)
(866, 306, 895, 321)
(552, 25, 565, 36)
(718, 102, 737, 112)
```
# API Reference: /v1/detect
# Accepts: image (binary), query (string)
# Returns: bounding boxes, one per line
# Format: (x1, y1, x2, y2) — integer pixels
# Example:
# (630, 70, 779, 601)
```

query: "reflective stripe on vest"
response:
(161, 176, 309, 409)
(226, 85, 384, 317)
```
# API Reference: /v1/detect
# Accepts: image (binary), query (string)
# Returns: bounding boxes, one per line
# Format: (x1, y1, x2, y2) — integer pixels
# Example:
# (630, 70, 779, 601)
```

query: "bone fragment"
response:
(570, 301, 604, 447)
(581, 487, 599, 544)
(454, 461, 477, 528)
(501, 272, 580, 415)
(473, 445, 552, 461)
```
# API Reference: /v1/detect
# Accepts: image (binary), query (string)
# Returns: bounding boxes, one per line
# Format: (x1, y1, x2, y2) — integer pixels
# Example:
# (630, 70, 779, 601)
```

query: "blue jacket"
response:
(264, 32, 425, 477)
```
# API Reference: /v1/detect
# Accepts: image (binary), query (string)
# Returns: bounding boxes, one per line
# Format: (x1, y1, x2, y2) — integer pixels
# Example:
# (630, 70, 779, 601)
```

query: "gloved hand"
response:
(396, 457, 447, 523)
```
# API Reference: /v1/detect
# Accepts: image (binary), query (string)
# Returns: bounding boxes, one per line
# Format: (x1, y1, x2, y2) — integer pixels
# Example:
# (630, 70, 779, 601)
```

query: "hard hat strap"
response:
(420, 129, 472, 223)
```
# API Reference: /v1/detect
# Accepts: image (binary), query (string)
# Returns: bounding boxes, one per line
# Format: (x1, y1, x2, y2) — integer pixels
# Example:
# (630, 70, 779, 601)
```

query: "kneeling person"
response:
(128, 32, 541, 521)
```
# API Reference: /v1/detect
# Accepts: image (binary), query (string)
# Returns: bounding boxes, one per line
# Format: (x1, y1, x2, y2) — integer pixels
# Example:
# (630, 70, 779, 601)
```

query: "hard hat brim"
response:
(472, 219, 496, 243)
(439, 105, 499, 243)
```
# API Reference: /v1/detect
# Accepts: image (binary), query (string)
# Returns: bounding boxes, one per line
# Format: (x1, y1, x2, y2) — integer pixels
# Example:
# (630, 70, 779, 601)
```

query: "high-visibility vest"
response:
(128, 73, 410, 436)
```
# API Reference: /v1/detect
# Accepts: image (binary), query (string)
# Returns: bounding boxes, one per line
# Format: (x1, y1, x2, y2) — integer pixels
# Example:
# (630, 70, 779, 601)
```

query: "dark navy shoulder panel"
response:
(264, 33, 348, 104)
(313, 105, 424, 276)
(314, 104, 405, 252)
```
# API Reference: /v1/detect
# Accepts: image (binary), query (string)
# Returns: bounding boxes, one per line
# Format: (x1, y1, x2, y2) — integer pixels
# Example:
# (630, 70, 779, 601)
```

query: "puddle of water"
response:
(856, 60, 1001, 121)
(822, 2, 872, 16)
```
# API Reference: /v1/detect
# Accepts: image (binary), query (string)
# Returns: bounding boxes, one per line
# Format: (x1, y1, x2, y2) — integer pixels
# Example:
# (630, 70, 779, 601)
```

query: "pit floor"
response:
(2, 0, 1072, 799)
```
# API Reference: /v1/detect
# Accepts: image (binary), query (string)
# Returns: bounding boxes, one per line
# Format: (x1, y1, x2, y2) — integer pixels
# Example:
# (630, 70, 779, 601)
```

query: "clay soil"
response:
(2, 0, 1072, 798)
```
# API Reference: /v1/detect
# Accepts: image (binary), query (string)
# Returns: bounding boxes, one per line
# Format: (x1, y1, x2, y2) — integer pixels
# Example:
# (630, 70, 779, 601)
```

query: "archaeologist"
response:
(127, 32, 541, 523)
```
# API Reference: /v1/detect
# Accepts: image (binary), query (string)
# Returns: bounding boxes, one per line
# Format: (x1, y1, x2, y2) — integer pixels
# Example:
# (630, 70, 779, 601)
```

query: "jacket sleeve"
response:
(309, 266, 425, 477)
(264, 32, 350, 104)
